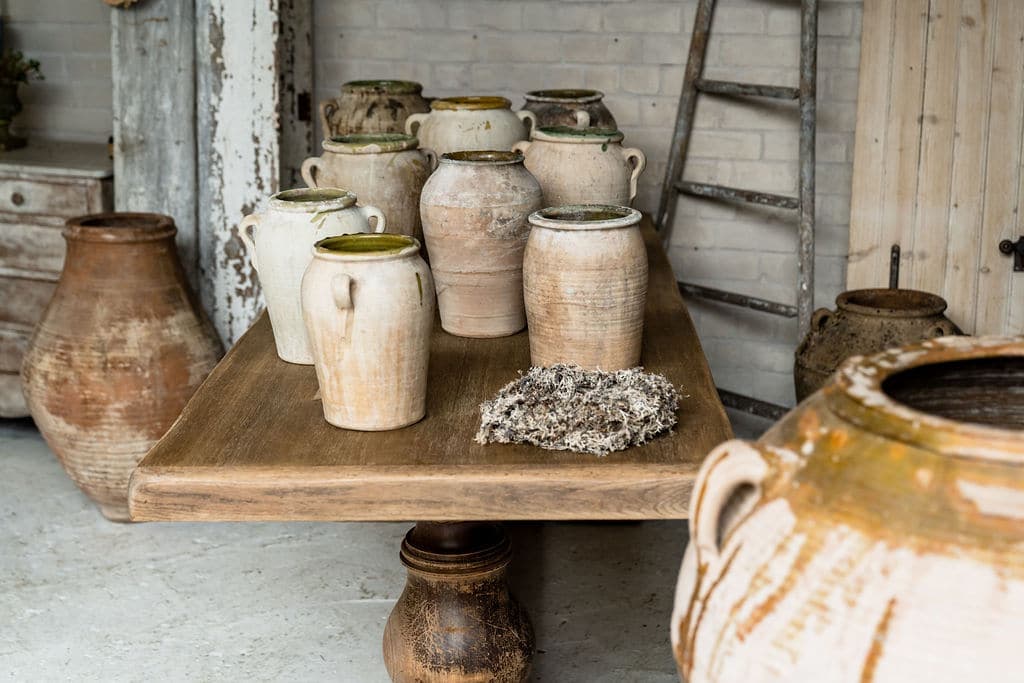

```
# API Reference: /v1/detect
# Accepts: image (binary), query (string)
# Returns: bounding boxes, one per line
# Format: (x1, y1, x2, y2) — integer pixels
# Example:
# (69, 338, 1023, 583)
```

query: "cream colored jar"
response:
(238, 188, 385, 365)
(512, 126, 646, 207)
(301, 233, 434, 431)
(405, 96, 536, 157)
(301, 133, 436, 239)
(523, 205, 648, 370)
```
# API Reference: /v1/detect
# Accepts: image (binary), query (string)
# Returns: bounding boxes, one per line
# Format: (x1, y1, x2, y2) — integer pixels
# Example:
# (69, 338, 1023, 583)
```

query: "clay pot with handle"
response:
(521, 88, 617, 129)
(405, 96, 536, 157)
(238, 188, 385, 365)
(512, 126, 646, 208)
(301, 233, 434, 431)
(20, 213, 223, 521)
(301, 133, 436, 240)
(794, 288, 962, 401)
(674, 336, 1024, 683)
(319, 79, 430, 139)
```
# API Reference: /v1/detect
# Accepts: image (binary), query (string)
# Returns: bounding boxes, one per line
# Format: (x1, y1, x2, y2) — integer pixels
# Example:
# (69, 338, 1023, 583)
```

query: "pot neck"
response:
(532, 126, 623, 144)
(835, 288, 948, 318)
(431, 96, 511, 111)
(341, 79, 422, 96)
(528, 204, 640, 231)
(323, 133, 419, 155)
(524, 89, 603, 104)
(268, 188, 356, 214)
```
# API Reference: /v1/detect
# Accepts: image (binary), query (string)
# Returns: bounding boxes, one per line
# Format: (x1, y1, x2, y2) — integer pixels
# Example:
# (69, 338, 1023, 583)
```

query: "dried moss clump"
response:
(475, 364, 680, 456)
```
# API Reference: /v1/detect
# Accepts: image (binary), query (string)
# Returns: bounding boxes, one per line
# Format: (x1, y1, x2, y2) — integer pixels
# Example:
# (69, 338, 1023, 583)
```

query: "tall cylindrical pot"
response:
(521, 88, 617, 129)
(301, 233, 434, 431)
(301, 133, 436, 240)
(405, 96, 536, 157)
(674, 336, 1024, 683)
(319, 79, 430, 139)
(238, 188, 386, 365)
(419, 151, 543, 338)
(20, 213, 223, 521)
(523, 205, 648, 370)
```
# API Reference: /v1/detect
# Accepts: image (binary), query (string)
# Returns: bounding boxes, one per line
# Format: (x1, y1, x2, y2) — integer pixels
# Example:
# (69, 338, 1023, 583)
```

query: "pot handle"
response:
(516, 109, 538, 137)
(931, 320, 961, 337)
(691, 440, 769, 566)
(358, 205, 387, 234)
(301, 156, 322, 188)
(572, 110, 591, 128)
(510, 140, 531, 157)
(331, 273, 353, 311)
(319, 99, 338, 140)
(811, 307, 832, 331)
(622, 147, 647, 204)
(421, 147, 439, 172)
(405, 112, 429, 137)
(238, 214, 261, 273)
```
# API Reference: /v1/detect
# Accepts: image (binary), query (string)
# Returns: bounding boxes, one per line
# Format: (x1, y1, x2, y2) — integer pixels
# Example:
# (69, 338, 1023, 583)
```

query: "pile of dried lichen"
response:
(475, 364, 680, 456)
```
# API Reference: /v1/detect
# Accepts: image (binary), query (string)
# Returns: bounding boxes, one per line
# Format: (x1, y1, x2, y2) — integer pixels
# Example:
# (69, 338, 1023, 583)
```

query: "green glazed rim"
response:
(341, 79, 423, 95)
(314, 233, 420, 259)
(534, 125, 623, 143)
(524, 89, 603, 103)
(432, 96, 511, 111)
(324, 133, 419, 154)
(269, 188, 357, 213)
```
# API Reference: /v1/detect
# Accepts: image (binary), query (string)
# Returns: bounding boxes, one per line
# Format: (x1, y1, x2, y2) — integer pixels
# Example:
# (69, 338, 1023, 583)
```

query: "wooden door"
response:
(848, 0, 1024, 335)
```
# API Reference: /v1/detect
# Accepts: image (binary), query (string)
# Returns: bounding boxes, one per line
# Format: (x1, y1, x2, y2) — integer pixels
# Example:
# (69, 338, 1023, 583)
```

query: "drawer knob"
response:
(10, 192, 24, 206)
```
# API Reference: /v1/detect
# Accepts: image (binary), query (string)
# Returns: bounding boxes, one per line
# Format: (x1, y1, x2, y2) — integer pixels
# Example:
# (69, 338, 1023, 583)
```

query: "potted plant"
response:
(0, 51, 43, 150)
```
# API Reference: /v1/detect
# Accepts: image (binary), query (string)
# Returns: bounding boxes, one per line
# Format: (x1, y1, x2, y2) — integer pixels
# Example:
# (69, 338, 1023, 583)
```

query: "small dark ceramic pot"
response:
(521, 89, 617, 129)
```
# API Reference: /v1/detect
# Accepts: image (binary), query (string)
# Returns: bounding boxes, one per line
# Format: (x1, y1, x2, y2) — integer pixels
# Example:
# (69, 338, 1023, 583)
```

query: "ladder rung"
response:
(695, 78, 799, 100)
(718, 389, 788, 421)
(675, 181, 799, 210)
(678, 281, 798, 318)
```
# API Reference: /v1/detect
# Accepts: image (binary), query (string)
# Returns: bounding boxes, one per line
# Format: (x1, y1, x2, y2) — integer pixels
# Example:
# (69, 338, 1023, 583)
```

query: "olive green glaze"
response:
(537, 125, 621, 138)
(275, 188, 354, 204)
(431, 96, 511, 111)
(442, 150, 523, 165)
(316, 233, 416, 254)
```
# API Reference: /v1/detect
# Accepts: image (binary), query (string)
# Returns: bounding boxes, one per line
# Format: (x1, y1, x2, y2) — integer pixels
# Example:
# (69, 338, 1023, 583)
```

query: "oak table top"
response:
(128, 218, 731, 522)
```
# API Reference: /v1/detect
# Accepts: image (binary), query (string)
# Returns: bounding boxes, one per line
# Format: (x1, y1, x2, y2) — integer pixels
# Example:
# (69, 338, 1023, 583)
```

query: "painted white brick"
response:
(447, 2, 523, 31)
(620, 66, 660, 95)
(713, 7, 766, 35)
(315, 1, 376, 28)
(688, 131, 763, 160)
(408, 32, 478, 62)
(582, 65, 621, 93)
(642, 34, 688, 65)
(377, 1, 448, 29)
(718, 37, 799, 69)
(522, 3, 603, 32)
(561, 33, 643, 64)
(601, 4, 683, 34)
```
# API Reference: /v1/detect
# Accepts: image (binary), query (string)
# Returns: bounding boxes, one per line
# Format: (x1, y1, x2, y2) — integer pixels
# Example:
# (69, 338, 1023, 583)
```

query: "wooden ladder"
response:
(656, 0, 819, 420)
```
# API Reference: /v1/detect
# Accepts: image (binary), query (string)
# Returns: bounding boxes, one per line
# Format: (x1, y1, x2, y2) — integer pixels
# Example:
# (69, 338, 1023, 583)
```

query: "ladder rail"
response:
(797, 0, 818, 336)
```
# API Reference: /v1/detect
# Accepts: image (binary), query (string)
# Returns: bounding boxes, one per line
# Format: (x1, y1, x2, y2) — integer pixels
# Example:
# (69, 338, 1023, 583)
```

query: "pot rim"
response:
(269, 188, 357, 213)
(524, 88, 604, 104)
(532, 125, 624, 143)
(323, 133, 419, 154)
(341, 79, 423, 95)
(836, 288, 948, 318)
(829, 336, 1024, 462)
(439, 150, 524, 166)
(64, 212, 176, 242)
(528, 204, 641, 231)
(431, 95, 511, 111)
(312, 233, 421, 261)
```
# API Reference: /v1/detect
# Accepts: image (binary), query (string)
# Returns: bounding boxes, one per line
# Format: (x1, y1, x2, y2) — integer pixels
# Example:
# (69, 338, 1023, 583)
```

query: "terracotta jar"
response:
(238, 188, 385, 365)
(521, 88, 617, 129)
(319, 79, 430, 139)
(20, 213, 222, 521)
(512, 127, 646, 207)
(405, 96, 536, 157)
(301, 133, 436, 240)
(301, 233, 434, 431)
(523, 205, 648, 370)
(419, 150, 542, 338)
(794, 288, 962, 401)
(673, 336, 1024, 683)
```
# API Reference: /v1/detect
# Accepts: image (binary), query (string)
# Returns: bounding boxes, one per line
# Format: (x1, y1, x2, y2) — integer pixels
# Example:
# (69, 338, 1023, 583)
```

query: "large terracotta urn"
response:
(301, 233, 434, 431)
(319, 79, 430, 139)
(419, 150, 542, 338)
(512, 126, 646, 207)
(794, 287, 962, 400)
(405, 96, 536, 157)
(521, 88, 617, 129)
(301, 133, 435, 239)
(523, 205, 647, 370)
(673, 336, 1024, 683)
(20, 213, 222, 521)
(238, 188, 385, 365)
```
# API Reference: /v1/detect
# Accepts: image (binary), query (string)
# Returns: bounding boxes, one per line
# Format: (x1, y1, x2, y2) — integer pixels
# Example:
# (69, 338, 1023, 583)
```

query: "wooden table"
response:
(129, 219, 731, 682)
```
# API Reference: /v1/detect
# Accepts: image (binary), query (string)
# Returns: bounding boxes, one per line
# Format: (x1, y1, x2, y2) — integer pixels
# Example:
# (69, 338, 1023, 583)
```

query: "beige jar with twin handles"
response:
(405, 96, 536, 157)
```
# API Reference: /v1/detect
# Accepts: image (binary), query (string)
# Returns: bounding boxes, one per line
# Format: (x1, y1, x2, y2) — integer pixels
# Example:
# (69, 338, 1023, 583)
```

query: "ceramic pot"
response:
(419, 150, 542, 338)
(673, 336, 1024, 683)
(794, 288, 962, 401)
(301, 233, 434, 431)
(238, 188, 385, 365)
(405, 96, 536, 157)
(319, 79, 430, 139)
(523, 205, 647, 370)
(20, 213, 222, 521)
(521, 88, 617, 129)
(512, 126, 646, 207)
(301, 133, 436, 240)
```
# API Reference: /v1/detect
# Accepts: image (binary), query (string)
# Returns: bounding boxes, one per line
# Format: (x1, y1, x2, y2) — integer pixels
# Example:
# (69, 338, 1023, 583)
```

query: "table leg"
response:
(382, 522, 534, 682)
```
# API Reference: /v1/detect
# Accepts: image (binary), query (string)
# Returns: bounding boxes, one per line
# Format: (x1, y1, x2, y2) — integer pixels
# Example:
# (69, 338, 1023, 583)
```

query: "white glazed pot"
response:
(238, 188, 385, 365)
(523, 205, 648, 370)
(419, 150, 543, 338)
(301, 133, 436, 240)
(301, 233, 434, 431)
(512, 126, 646, 207)
(405, 96, 536, 157)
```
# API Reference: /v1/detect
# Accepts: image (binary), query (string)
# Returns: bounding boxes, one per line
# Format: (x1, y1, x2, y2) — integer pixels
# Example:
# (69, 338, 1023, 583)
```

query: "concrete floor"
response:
(1, 411, 767, 681)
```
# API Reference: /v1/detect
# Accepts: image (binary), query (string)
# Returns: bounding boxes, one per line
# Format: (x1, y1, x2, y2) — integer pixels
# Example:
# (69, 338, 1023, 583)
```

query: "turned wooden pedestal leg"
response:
(383, 522, 534, 683)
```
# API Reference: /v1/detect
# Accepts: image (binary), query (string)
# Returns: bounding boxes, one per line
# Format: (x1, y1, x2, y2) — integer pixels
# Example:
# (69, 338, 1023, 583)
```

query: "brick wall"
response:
(2, 1, 112, 143)
(314, 0, 863, 407)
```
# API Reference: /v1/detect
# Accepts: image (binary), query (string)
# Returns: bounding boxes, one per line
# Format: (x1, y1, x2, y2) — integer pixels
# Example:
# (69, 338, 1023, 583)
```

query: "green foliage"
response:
(0, 51, 43, 85)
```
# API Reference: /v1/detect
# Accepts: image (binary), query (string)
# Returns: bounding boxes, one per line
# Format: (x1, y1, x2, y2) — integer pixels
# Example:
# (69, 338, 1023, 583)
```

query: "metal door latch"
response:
(1000, 237, 1024, 272)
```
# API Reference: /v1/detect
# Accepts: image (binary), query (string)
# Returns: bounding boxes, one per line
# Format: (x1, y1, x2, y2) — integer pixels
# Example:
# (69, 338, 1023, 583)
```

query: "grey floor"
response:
(1, 411, 767, 682)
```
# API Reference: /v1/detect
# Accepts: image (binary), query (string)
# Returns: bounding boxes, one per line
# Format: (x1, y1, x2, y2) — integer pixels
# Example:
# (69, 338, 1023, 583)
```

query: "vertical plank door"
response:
(848, 0, 1024, 336)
